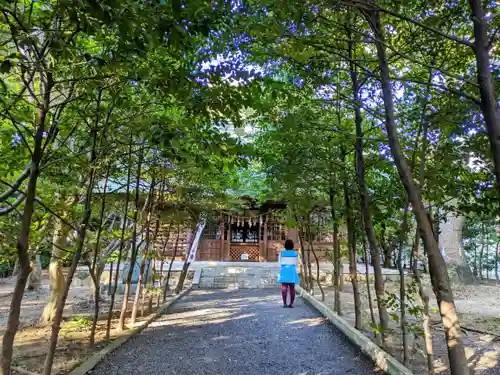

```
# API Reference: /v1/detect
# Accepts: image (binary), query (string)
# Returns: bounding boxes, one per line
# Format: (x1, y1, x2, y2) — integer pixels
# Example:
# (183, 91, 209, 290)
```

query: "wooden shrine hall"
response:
(152, 200, 333, 263)
(198, 211, 295, 262)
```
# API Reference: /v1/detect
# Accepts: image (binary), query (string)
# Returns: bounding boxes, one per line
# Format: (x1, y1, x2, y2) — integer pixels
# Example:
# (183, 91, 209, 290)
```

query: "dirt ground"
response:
(313, 275, 500, 375)
(0, 269, 189, 375)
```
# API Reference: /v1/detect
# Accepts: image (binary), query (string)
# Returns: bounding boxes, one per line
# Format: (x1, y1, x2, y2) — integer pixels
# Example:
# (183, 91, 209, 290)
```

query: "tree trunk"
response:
(307, 218, 324, 302)
(362, 225, 378, 340)
(89, 167, 109, 346)
(163, 226, 180, 302)
(107, 261, 114, 296)
(307, 237, 314, 293)
(118, 147, 143, 332)
(157, 221, 173, 306)
(397, 206, 410, 365)
(439, 209, 475, 283)
(350, 46, 388, 341)
(380, 225, 393, 269)
(41, 203, 73, 323)
(175, 218, 206, 294)
(412, 231, 434, 374)
(479, 224, 485, 280)
(468, 0, 500, 202)
(12, 259, 20, 277)
(131, 253, 146, 324)
(473, 244, 478, 277)
(131, 178, 155, 323)
(343, 173, 361, 329)
(496, 242, 499, 281)
(43, 124, 99, 375)
(329, 186, 341, 312)
(106, 136, 133, 340)
(1, 86, 51, 374)
(365, 9, 469, 374)
(26, 254, 42, 290)
(296, 220, 311, 293)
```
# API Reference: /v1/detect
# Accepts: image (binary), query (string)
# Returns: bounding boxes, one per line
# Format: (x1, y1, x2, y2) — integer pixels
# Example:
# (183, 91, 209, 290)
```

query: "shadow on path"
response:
(91, 289, 380, 375)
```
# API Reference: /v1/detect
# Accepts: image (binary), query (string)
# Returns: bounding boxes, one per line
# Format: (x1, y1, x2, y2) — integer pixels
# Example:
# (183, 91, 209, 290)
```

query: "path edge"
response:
(69, 287, 192, 375)
(297, 285, 414, 375)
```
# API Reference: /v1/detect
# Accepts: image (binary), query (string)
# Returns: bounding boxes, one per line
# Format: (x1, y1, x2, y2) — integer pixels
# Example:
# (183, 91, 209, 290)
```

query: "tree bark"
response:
(479, 223, 485, 280)
(118, 147, 143, 331)
(397, 206, 410, 365)
(362, 223, 378, 340)
(496, 242, 499, 281)
(89, 167, 110, 345)
(307, 217, 325, 302)
(296, 219, 311, 293)
(41, 214, 70, 323)
(175, 217, 206, 294)
(343, 171, 361, 329)
(468, 0, 500, 203)
(349, 38, 388, 341)
(329, 186, 341, 312)
(163, 226, 180, 301)
(43, 124, 99, 375)
(365, 9, 469, 374)
(412, 231, 434, 374)
(157, 221, 172, 306)
(1, 76, 51, 375)
(131, 177, 155, 322)
(106, 136, 133, 340)
(26, 254, 42, 290)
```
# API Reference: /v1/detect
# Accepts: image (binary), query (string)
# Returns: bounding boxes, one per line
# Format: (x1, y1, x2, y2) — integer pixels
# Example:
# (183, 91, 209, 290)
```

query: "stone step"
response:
(198, 265, 280, 289)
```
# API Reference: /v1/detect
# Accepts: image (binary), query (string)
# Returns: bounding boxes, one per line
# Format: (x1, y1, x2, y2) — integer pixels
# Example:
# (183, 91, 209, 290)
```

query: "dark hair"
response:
(284, 239, 294, 250)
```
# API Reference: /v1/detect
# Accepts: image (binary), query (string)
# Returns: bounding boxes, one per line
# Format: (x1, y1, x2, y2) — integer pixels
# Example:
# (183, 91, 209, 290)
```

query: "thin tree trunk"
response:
(307, 217, 324, 302)
(307, 237, 314, 293)
(106, 136, 133, 340)
(350, 45, 388, 341)
(329, 186, 341, 312)
(148, 221, 160, 313)
(131, 177, 155, 323)
(468, 0, 500, 202)
(43, 124, 99, 375)
(108, 261, 114, 296)
(479, 223, 485, 280)
(41, 211, 70, 323)
(89, 166, 110, 345)
(412, 231, 434, 374)
(343, 172, 361, 329)
(365, 9, 469, 374)
(296, 219, 311, 293)
(118, 147, 143, 331)
(362, 225, 378, 340)
(473, 244, 478, 277)
(157, 222, 172, 306)
(397, 206, 410, 365)
(1, 77, 52, 375)
(175, 218, 206, 294)
(163, 226, 181, 301)
(496, 242, 499, 281)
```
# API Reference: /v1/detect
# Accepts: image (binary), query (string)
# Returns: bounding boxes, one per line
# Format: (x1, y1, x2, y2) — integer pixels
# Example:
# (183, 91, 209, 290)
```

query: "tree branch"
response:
(0, 166, 30, 202)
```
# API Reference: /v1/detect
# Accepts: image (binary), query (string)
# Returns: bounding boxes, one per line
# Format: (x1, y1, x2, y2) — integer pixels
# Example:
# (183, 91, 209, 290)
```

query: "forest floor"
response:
(0, 269, 191, 375)
(315, 274, 500, 375)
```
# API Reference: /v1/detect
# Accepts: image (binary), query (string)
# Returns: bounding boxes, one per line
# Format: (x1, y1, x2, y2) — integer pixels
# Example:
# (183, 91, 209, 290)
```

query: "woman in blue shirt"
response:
(278, 239, 300, 308)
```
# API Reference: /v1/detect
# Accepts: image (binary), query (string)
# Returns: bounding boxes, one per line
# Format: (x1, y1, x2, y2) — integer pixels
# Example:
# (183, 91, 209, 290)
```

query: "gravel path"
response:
(91, 289, 380, 375)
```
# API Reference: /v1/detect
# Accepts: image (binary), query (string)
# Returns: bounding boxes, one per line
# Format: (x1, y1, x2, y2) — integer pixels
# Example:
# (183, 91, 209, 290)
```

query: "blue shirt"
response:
(277, 250, 300, 284)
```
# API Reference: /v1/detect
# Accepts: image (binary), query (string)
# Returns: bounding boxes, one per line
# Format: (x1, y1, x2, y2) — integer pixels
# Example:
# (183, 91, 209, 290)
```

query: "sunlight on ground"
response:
(475, 351, 499, 370)
(191, 290, 216, 295)
(286, 317, 326, 327)
(149, 306, 256, 328)
(211, 335, 231, 341)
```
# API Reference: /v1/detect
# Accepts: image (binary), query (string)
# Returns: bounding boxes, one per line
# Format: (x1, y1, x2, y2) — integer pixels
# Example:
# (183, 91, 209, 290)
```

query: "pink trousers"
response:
(281, 283, 295, 306)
